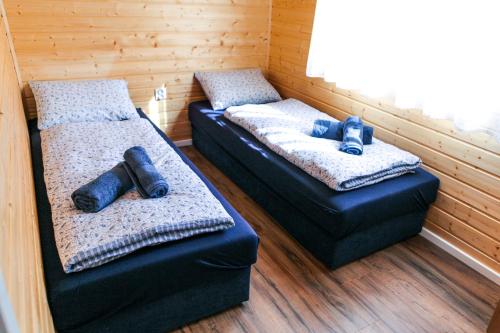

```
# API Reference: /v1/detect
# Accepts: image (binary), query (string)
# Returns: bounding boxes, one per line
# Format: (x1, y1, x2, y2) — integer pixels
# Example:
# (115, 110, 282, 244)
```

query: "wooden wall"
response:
(3, 0, 272, 140)
(269, 0, 500, 273)
(0, 1, 55, 332)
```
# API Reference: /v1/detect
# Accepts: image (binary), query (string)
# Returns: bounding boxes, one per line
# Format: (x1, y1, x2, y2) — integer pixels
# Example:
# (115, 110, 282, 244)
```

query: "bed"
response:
(189, 100, 439, 268)
(29, 108, 259, 333)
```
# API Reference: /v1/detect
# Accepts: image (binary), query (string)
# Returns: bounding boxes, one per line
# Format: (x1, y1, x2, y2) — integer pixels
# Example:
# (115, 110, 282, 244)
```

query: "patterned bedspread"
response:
(41, 119, 234, 273)
(225, 99, 421, 191)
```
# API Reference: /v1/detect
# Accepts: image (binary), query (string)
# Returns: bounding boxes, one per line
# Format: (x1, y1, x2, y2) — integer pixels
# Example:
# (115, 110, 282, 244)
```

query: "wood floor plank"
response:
(175, 146, 500, 333)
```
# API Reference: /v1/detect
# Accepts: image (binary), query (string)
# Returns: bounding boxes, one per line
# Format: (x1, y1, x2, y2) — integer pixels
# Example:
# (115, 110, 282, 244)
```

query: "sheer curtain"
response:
(307, 0, 500, 140)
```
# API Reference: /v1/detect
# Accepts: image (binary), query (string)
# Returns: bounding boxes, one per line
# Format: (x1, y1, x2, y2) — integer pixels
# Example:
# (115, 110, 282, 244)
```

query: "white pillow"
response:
(195, 68, 281, 110)
(30, 79, 140, 130)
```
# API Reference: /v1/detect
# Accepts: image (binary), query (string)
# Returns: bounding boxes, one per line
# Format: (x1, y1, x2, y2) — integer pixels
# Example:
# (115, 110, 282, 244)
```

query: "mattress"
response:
(189, 101, 440, 240)
(29, 111, 259, 332)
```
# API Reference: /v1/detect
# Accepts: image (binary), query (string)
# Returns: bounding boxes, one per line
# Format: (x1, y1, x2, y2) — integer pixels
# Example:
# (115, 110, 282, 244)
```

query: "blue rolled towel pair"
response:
(71, 146, 169, 213)
(339, 116, 364, 155)
(312, 119, 373, 145)
(123, 146, 169, 199)
(71, 163, 133, 213)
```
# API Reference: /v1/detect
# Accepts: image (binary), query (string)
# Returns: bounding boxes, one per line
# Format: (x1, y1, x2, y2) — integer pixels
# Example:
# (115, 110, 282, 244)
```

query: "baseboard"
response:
(420, 227, 499, 285)
(174, 139, 193, 147)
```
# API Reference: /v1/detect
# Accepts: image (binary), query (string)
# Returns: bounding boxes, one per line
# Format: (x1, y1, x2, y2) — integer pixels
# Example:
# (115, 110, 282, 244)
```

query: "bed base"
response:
(193, 126, 425, 268)
(66, 268, 250, 333)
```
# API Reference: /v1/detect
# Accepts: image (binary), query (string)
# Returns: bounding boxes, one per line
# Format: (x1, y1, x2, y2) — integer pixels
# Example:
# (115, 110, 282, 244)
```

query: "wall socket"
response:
(154, 87, 167, 101)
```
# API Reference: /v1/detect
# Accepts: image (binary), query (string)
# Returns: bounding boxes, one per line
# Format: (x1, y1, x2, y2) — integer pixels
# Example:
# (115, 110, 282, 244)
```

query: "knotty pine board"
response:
(0, 1, 55, 331)
(4, 0, 272, 140)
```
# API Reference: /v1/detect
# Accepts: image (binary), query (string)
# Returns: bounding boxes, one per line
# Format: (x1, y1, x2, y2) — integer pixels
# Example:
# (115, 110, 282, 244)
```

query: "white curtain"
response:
(307, 0, 500, 140)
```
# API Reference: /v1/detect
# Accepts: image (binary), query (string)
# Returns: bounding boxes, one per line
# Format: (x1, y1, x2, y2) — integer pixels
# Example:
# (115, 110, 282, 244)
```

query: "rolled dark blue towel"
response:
(361, 125, 373, 145)
(339, 116, 364, 155)
(312, 119, 344, 140)
(312, 119, 373, 144)
(123, 146, 169, 198)
(71, 162, 133, 213)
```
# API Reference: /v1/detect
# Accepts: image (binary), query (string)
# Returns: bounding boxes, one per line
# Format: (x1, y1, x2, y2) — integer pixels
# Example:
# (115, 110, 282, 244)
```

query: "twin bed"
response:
(29, 70, 439, 332)
(30, 109, 259, 333)
(189, 99, 439, 268)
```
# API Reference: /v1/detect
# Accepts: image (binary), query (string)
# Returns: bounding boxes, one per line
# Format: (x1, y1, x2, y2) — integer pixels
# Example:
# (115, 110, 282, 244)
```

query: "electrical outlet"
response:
(154, 87, 167, 101)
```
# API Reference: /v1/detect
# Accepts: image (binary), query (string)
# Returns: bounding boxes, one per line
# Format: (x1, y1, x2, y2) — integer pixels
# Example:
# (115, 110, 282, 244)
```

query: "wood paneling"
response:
(0, 1, 54, 332)
(268, 0, 500, 273)
(178, 146, 500, 333)
(4, 0, 272, 140)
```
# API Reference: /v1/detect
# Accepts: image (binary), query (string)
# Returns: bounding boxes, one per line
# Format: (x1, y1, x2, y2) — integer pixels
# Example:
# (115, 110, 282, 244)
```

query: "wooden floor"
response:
(177, 146, 499, 333)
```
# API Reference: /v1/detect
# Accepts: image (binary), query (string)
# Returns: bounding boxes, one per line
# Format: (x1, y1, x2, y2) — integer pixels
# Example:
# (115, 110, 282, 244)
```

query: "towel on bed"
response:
(339, 116, 364, 155)
(123, 146, 169, 198)
(71, 162, 133, 212)
(312, 119, 373, 144)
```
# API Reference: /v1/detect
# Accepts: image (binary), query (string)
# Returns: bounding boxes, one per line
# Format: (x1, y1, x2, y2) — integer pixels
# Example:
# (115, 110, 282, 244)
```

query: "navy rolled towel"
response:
(311, 119, 344, 140)
(339, 116, 364, 155)
(123, 146, 169, 198)
(71, 162, 133, 213)
(361, 125, 373, 145)
(312, 119, 373, 144)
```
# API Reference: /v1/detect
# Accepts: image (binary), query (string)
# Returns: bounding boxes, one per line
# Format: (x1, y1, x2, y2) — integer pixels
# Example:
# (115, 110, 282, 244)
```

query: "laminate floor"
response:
(176, 146, 499, 333)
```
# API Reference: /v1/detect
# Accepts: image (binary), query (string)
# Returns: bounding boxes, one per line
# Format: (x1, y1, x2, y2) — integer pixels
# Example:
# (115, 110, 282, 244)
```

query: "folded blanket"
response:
(42, 119, 235, 273)
(123, 146, 169, 198)
(71, 162, 133, 213)
(312, 119, 373, 144)
(225, 99, 421, 191)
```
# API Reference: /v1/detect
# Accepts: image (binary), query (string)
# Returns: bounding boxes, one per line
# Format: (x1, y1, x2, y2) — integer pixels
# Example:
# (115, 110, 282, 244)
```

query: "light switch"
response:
(154, 87, 167, 101)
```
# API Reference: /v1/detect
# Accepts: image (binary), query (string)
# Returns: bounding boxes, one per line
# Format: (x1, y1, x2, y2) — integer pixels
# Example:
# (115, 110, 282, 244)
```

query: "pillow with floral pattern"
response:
(30, 79, 139, 130)
(195, 68, 282, 110)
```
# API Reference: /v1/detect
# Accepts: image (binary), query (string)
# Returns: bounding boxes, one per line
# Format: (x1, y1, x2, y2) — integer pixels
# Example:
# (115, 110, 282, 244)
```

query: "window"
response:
(307, 0, 500, 140)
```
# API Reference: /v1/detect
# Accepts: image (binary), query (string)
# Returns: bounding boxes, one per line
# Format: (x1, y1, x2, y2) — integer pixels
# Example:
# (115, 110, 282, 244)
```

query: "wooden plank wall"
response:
(269, 0, 500, 273)
(3, 0, 272, 140)
(0, 1, 55, 331)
